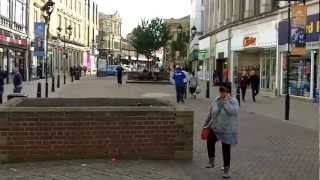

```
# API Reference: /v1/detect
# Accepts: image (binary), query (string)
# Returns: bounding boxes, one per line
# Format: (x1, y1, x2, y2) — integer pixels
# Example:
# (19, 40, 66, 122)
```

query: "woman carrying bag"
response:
(202, 82, 239, 179)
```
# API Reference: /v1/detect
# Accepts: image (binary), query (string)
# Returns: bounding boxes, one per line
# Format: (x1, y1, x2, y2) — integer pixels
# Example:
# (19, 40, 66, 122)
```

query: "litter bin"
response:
(75, 70, 80, 80)
(7, 93, 27, 101)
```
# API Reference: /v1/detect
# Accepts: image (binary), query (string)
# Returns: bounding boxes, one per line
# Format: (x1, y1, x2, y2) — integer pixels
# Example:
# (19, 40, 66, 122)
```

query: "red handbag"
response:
(201, 127, 210, 140)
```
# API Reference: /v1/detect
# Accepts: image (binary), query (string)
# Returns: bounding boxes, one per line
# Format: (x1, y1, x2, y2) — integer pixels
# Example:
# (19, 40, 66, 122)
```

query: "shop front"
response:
(231, 18, 278, 95)
(215, 29, 230, 83)
(0, 32, 28, 83)
(278, 13, 320, 100)
(198, 36, 210, 80)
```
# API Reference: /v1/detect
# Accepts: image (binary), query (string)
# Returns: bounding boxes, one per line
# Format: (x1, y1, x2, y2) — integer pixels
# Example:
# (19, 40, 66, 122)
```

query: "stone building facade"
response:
(29, 0, 99, 78)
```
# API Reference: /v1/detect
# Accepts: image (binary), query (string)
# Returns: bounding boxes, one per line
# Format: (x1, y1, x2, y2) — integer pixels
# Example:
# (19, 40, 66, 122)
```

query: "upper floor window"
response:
(0, 0, 10, 18)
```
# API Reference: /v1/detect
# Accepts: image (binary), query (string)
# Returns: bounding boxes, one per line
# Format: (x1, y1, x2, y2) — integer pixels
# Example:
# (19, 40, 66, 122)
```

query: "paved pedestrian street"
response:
(0, 77, 318, 180)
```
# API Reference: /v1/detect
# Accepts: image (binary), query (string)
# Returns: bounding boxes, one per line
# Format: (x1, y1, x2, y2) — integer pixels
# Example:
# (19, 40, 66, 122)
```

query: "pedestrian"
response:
(239, 71, 249, 101)
(249, 71, 260, 102)
(13, 68, 23, 93)
(189, 72, 198, 99)
(203, 82, 239, 179)
(182, 68, 189, 99)
(83, 66, 87, 77)
(116, 65, 124, 87)
(0, 67, 7, 104)
(172, 66, 186, 103)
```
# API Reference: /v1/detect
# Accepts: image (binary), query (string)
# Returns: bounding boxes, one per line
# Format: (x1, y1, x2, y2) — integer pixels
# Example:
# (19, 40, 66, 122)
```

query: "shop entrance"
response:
(216, 58, 227, 82)
(260, 49, 276, 91)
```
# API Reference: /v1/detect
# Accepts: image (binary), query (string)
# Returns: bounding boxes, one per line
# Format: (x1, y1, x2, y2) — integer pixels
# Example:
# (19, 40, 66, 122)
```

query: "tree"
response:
(130, 18, 170, 66)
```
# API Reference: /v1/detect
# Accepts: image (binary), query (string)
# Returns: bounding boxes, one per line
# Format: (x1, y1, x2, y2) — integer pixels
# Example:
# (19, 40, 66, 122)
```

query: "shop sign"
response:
(34, 22, 46, 57)
(0, 34, 27, 47)
(291, 4, 307, 56)
(243, 37, 256, 48)
(199, 49, 209, 60)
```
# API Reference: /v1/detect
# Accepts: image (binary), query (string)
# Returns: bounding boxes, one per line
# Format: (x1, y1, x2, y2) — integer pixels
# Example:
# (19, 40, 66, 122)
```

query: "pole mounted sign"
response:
(34, 22, 46, 57)
(291, 4, 307, 56)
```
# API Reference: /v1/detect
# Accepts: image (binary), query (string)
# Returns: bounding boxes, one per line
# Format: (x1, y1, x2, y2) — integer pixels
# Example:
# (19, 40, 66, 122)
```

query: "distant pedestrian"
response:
(203, 82, 239, 179)
(0, 67, 7, 104)
(13, 68, 23, 93)
(83, 66, 87, 76)
(249, 71, 260, 102)
(116, 65, 124, 87)
(172, 66, 186, 103)
(239, 71, 249, 101)
(189, 72, 198, 99)
(182, 68, 189, 99)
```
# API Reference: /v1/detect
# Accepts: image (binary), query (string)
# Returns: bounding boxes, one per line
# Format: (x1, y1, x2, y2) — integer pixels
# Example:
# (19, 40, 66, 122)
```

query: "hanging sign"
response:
(34, 22, 46, 57)
(291, 4, 307, 56)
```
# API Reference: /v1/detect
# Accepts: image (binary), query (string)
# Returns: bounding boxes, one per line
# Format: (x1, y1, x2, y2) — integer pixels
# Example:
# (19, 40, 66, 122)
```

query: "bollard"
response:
(51, 76, 55, 92)
(206, 81, 210, 98)
(236, 86, 241, 106)
(37, 82, 41, 98)
(64, 74, 66, 85)
(57, 74, 60, 88)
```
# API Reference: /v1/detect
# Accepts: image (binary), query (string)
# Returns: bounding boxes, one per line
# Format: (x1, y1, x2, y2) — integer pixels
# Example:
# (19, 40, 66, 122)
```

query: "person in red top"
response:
(223, 68, 229, 82)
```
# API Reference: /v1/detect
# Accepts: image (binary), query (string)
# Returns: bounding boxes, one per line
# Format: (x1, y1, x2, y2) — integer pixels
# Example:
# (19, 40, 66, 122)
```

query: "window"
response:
(239, 0, 246, 20)
(78, 24, 81, 39)
(78, 2, 81, 14)
(73, 22, 76, 38)
(64, 17, 68, 33)
(92, 2, 95, 23)
(34, 10, 38, 22)
(254, 0, 260, 15)
(58, 15, 61, 27)
(0, 0, 10, 17)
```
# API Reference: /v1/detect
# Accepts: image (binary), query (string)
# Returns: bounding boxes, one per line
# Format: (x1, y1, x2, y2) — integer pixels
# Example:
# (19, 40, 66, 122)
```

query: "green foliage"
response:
(130, 18, 170, 60)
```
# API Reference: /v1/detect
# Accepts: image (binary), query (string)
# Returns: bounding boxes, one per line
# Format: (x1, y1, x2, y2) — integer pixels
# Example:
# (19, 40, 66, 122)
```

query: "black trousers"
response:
(0, 91, 3, 104)
(207, 129, 231, 167)
(252, 87, 259, 102)
(241, 87, 247, 100)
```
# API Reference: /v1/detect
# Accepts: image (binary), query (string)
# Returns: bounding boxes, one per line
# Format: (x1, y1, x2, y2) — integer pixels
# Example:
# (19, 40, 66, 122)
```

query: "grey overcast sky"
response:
(95, 0, 190, 37)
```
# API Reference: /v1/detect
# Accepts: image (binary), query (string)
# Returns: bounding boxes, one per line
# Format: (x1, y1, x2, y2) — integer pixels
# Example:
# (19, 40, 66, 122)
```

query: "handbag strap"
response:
(207, 109, 221, 128)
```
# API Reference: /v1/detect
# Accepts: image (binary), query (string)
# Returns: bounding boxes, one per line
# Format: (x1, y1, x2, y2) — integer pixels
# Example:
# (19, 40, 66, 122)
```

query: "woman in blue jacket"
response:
(203, 82, 239, 179)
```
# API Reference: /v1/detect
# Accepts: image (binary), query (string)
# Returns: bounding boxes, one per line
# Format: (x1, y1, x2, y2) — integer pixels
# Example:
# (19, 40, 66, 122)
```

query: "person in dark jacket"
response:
(116, 65, 124, 87)
(0, 67, 7, 104)
(239, 71, 249, 101)
(13, 68, 23, 93)
(249, 71, 260, 102)
(172, 66, 186, 103)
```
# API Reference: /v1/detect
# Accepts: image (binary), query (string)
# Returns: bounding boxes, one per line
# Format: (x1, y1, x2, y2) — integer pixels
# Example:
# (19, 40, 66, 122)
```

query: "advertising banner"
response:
(291, 4, 307, 56)
(34, 22, 46, 57)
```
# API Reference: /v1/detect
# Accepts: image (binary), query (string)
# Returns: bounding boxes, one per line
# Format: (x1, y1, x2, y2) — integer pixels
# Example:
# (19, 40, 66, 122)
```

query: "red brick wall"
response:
(0, 109, 193, 162)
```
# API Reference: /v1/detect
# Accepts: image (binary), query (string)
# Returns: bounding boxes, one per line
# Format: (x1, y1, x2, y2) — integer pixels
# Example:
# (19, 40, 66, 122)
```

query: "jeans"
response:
(207, 129, 231, 167)
(176, 85, 185, 103)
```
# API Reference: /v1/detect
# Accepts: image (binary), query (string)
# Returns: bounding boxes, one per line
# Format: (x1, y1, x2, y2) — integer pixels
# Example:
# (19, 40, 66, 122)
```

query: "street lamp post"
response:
(41, 0, 55, 98)
(57, 25, 72, 85)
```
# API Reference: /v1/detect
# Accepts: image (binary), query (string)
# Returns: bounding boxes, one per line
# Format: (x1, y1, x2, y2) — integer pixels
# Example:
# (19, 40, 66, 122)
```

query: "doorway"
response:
(260, 49, 276, 91)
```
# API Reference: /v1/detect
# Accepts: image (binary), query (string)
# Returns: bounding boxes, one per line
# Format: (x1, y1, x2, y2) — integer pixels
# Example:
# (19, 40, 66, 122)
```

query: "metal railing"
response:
(0, 15, 26, 33)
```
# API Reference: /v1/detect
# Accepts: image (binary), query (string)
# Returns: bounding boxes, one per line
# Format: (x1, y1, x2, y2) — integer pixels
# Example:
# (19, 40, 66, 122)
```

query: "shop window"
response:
(284, 56, 312, 97)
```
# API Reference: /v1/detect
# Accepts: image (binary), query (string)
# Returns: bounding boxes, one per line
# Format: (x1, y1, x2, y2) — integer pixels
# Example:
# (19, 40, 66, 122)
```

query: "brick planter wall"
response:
(0, 98, 193, 162)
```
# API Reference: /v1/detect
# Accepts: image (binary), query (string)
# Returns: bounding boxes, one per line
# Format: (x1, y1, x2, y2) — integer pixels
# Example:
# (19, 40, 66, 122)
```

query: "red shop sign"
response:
(243, 37, 256, 48)
(0, 34, 27, 48)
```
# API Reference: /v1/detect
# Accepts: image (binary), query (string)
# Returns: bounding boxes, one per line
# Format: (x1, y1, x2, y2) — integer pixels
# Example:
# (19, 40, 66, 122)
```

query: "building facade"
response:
(28, 0, 99, 80)
(0, 0, 28, 82)
(164, 16, 190, 70)
(200, 0, 319, 101)
(98, 12, 122, 65)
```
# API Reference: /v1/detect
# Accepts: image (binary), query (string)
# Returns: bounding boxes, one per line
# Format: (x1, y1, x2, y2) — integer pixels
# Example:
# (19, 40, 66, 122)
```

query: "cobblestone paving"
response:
(0, 77, 318, 180)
